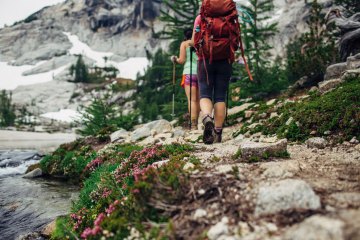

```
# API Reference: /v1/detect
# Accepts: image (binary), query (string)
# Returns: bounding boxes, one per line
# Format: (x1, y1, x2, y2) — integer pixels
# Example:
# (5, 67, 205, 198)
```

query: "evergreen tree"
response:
(334, 0, 360, 15)
(135, 49, 187, 122)
(159, 0, 200, 51)
(77, 97, 138, 137)
(240, 0, 278, 84)
(70, 55, 90, 83)
(286, 0, 338, 83)
(0, 90, 16, 127)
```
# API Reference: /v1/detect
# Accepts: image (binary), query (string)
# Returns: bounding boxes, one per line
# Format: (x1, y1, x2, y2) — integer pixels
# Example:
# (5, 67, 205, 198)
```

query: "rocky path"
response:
(171, 128, 360, 240)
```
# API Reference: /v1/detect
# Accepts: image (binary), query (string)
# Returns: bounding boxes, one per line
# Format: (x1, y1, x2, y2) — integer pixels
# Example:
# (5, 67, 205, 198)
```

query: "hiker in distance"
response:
(191, 0, 252, 144)
(171, 29, 200, 130)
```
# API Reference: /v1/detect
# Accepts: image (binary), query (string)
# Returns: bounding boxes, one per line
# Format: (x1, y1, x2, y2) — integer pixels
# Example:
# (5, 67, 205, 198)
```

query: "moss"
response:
(261, 78, 360, 142)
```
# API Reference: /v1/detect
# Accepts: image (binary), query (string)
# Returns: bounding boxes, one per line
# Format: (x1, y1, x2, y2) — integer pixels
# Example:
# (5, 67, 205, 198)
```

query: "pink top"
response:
(193, 15, 203, 60)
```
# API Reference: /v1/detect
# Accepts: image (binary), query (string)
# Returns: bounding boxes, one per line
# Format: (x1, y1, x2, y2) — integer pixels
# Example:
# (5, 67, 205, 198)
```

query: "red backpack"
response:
(194, 0, 253, 80)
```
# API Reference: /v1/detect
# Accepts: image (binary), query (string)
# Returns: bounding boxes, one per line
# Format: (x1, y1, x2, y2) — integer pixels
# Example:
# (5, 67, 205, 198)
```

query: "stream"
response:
(0, 150, 79, 240)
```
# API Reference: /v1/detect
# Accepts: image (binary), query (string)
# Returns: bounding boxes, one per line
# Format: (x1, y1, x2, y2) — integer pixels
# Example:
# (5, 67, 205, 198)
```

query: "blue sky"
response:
(0, 0, 65, 28)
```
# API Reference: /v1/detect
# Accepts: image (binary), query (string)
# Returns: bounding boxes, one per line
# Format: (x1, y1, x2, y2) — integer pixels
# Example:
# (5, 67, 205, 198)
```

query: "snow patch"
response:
(0, 62, 68, 90)
(40, 109, 81, 123)
(63, 32, 149, 80)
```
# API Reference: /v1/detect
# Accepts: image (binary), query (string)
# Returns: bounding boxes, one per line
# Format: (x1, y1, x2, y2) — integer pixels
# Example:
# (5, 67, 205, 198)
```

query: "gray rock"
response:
(324, 62, 347, 80)
(255, 179, 321, 216)
(318, 79, 344, 93)
(239, 139, 288, 160)
(350, 137, 359, 144)
(207, 217, 229, 240)
(285, 117, 294, 126)
(22, 55, 77, 76)
(306, 137, 328, 149)
(338, 209, 360, 240)
(346, 53, 360, 69)
(130, 126, 151, 142)
(173, 128, 185, 138)
(23, 168, 43, 178)
(193, 209, 207, 219)
(110, 129, 129, 142)
(284, 215, 344, 240)
(328, 192, 360, 208)
(309, 86, 319, 93)
(266, 99, 277, 106)
(143, 119, 172, 135)
(228, 103, 254, 116)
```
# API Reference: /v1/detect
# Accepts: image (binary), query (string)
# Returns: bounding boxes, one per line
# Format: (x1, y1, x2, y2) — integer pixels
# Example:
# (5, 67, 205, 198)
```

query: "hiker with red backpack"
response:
(191, 0, 252, 144)
(171, 29, 200, 130)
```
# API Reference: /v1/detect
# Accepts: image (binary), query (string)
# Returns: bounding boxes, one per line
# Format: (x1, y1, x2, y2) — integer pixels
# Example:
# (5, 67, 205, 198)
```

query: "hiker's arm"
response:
(176, 42, 187, 64)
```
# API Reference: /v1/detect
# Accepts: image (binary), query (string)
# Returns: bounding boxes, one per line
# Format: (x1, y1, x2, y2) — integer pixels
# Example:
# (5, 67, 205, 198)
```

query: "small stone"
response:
(41, 220, 56, 237)
(284, 215, 344, 240)
(258, 112, 267, 119)
(245, 110, 256, 118)
(266, 99, 276, 106)
(216, 164, 235, 174)
(310, 130, 317, 135)
(207, 217, 229, 240)
(349, 137, 359, 144)
(228, 103, 254, 116)
(270, 112, 279, 119)
(183, 162, 195, 171)
(318, 79, 344, 94)
(23, 168, 43, 178)
(306, 137, 328, 149)
(194, 208, 207, 219)
(238, 222, 250, 236)
(285, 117, 294, 126)
(265, 222, 278, 233)
(309, 86, 319, 93)
(240, 139, 288, 160)
(324, 130, 331, 135)
(198, 189, 206, 195)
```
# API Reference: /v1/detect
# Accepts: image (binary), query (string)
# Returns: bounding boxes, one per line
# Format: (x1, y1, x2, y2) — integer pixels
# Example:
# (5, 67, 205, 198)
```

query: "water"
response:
(0, 150, 79, 240)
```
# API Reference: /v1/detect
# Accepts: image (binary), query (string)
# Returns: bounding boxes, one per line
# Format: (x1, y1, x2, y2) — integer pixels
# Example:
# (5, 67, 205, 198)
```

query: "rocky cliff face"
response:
(0, 0, 166, 65)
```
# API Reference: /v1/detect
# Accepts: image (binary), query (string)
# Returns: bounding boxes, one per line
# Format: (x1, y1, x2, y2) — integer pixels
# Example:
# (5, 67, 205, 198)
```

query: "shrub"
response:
(0, 90, 16, 127)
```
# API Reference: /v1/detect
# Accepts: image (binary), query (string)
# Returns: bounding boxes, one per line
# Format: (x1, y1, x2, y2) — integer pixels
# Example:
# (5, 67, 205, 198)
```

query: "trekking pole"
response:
(172, 62, 176, 118)
(189, 47, 193, 130)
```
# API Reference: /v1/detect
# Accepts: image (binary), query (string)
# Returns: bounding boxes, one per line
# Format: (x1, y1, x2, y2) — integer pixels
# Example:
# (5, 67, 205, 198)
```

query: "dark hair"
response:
(183, 28, 193, 41)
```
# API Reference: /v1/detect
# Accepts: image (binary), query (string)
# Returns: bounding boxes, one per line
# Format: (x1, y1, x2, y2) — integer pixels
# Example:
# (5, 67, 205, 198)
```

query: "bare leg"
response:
(214, 102, 226, 128)
(200, 98, 213, 117)
(185, 86, 200, 126)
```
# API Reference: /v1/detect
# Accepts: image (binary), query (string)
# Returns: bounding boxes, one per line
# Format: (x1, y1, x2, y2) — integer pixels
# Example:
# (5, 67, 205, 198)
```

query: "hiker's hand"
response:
(170, 56, 177, 63)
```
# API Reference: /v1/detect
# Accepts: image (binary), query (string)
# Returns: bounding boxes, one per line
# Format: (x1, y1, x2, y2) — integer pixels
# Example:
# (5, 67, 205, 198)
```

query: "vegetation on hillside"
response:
(0, 90, 16, 127)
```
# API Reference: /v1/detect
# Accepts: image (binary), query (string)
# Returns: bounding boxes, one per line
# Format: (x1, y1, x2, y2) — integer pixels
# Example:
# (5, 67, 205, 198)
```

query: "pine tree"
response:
(240, 0, 278, 84)
(70, 55, 90, 83)
(0, 90, 16, 127)
(159, 0, 200, 51)
(286, 0, 338, 83)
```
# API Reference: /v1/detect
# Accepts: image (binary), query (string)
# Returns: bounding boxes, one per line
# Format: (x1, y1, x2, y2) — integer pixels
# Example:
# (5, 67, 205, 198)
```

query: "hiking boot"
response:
(214, 129, 222, 143)
(202, 115, 215, 144)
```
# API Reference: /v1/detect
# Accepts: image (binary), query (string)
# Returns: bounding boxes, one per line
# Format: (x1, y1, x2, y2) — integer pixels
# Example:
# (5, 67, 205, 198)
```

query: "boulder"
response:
(346, 53, 360, 69)
(130, 126, 151, 142)
(110, 128, 129, 142)
(227, 103, 254, 116)
(328, 192, 360, 209)
(305, 137, 328, 149)
(239, 139, 288, 160)
(284, 215, 344, 240)
(23, 168, 43, 178)
(324, 62, 347, 80)
(143, 119, 172, 135)
(173, 128, 185, 138)
(318, 79, 344, 93)
(255, 179, 321, 216)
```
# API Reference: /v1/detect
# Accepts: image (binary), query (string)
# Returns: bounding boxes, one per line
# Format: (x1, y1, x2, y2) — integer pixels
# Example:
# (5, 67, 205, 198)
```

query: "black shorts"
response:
(198, 59, 232, 103)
